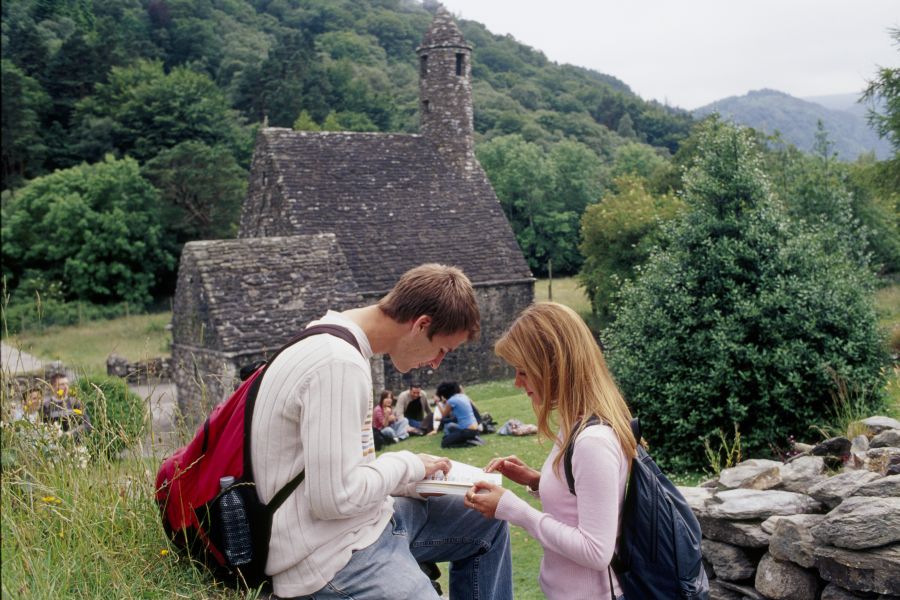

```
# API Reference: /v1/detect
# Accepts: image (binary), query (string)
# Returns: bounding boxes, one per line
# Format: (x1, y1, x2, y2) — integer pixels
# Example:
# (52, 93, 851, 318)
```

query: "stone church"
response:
(171, 7, 533, 416)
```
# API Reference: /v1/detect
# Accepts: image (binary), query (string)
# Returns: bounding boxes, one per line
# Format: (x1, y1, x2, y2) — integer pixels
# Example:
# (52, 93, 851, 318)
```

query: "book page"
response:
(415, 459, 502, 495)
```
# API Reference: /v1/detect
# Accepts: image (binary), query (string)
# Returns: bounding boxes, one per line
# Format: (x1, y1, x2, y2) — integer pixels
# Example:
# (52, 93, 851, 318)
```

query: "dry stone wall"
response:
(681, 416, 900, 599)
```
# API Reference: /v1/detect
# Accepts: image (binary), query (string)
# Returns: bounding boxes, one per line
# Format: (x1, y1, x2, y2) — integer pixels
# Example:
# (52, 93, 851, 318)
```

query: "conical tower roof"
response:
(418, 5, 470, 50)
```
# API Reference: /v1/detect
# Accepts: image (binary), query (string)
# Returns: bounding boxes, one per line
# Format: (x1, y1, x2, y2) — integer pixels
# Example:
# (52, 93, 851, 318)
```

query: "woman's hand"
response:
(464, 481, 505, 519)
(484, 455, 540, 490)
(417, 454, 451, 478)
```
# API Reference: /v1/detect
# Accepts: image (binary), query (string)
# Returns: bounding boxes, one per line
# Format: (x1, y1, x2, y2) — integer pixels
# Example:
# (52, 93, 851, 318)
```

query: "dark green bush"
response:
(605, 121, 889, 471)
(75, 375, 147, 456)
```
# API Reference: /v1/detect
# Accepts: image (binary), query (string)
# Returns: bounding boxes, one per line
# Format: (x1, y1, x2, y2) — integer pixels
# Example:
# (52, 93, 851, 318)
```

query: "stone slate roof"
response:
(239, 128, 532, 294)
(173, 235, 362, 354)
(419, 6, 470, 50)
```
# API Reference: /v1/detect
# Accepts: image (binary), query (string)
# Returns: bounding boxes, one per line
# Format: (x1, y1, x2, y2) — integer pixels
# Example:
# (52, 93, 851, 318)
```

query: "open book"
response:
(415, 459, 502, 496)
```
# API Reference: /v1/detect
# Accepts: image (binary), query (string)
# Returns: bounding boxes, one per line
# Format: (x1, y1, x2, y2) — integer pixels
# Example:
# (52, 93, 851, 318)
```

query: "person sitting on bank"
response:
(395, 382, 433, 434)
(435, 381, 482, 448)
(41, 373, 92, 436)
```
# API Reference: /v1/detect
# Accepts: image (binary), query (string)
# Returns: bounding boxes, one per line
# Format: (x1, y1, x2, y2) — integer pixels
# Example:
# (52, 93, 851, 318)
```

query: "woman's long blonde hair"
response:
(494, 302, 637, 474)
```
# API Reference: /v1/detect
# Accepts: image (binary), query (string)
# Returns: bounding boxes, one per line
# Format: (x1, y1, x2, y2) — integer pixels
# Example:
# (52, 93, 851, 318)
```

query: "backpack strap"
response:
(563, 417, 639, 495)
(243, 324, 363, 512)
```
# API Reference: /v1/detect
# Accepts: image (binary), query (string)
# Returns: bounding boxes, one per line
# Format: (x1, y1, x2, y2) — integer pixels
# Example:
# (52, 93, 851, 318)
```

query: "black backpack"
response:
(564, 417, 709, 600)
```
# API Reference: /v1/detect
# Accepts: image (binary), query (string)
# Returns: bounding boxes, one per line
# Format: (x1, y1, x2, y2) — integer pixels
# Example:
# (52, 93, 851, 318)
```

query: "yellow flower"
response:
(41, 496, 57, 504)
(159, 549, 169, 557)
(73, 408, 83, 415)
(56, 389, 64, 397)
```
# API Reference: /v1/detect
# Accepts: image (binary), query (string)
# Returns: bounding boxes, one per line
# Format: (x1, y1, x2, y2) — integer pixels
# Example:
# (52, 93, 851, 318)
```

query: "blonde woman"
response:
(464, 302, 637, 600)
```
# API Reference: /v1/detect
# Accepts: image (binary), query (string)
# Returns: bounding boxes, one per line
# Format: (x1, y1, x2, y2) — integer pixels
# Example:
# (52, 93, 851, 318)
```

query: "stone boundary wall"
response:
(106, 354, 172, 385)
(680, 415, 900, 599)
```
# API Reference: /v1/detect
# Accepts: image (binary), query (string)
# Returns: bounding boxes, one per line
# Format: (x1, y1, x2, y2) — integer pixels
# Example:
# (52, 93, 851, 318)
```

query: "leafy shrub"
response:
(75, 376, 147, 456)
(605, 120, 888, 471)
(579, 176, 685, 324)
(1, 155, 176, 307)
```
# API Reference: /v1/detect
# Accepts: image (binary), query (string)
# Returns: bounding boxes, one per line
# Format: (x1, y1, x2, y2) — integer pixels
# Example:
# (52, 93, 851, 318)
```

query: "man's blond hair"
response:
(378, 264, 480, 341)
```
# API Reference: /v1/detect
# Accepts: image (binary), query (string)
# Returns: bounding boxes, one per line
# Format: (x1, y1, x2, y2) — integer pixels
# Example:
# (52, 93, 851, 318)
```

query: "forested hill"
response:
(1, 0, 694, 194)
(693, 89, 891, 161)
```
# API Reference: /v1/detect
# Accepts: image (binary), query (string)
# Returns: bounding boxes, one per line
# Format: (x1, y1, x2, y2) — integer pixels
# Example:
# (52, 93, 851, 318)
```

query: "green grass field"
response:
(2, 277, 897, 598)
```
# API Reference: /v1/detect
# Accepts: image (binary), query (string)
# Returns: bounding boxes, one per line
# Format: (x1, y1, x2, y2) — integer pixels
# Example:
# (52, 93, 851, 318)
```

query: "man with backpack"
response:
(251, 264, 513, 600)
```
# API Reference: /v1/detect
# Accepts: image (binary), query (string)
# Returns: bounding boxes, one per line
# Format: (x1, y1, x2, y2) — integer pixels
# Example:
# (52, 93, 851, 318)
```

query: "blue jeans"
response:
(283, 495, 512, 600)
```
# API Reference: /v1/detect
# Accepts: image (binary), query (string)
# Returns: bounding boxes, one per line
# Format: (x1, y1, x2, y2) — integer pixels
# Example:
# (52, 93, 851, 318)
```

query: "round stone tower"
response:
(417, 6, 475, 174)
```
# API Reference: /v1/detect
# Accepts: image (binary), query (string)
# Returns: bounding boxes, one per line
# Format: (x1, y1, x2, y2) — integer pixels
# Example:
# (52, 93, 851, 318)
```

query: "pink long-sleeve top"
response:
(494, 423, 629, 600)
(372, 404, 387, 430)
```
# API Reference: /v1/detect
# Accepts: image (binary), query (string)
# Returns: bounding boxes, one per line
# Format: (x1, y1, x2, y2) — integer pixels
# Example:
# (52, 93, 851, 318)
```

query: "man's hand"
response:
(463, 481, 505, 519)
(484, 455, 540, 490)
(417, 454, 451, 478)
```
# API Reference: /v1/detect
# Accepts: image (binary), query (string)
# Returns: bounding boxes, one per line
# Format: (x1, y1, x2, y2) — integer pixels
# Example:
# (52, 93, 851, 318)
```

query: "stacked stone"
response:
(106, 354, 172, 384)
(681, 416, 900, 600)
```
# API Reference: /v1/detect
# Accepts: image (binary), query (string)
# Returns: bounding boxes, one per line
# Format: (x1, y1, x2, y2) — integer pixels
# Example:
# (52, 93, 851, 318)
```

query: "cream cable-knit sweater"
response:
(250, 312, 425, 597)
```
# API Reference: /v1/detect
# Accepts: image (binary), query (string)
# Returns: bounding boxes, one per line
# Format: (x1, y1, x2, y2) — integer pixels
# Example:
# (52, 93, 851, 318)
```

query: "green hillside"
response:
(694, 88, 891, 160)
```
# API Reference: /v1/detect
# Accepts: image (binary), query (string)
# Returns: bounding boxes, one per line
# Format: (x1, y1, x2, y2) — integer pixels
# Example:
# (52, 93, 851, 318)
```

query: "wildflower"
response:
(41, 496, 62, 505)
(57, 389, 64, 397)
(72, 408, 83, 416)
(159, 549, 169, 557)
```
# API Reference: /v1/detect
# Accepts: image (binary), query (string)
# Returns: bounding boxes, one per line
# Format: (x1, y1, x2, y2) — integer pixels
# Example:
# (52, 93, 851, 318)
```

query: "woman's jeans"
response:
(283, 495, 513, 599)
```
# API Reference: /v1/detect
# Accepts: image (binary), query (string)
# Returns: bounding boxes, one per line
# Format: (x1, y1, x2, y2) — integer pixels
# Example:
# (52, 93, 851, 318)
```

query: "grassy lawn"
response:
(533, 276, 591, 317)
(2, 277, 897, 598)
(5, 312, 172, 376)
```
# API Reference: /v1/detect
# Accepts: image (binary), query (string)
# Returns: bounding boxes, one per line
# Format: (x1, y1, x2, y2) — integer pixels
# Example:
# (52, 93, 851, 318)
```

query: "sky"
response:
(438, 0, 899, 110)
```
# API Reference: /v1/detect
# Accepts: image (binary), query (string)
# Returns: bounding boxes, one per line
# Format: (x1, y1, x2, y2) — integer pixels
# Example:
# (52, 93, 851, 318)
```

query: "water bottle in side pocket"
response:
(218, 476, 253, 566)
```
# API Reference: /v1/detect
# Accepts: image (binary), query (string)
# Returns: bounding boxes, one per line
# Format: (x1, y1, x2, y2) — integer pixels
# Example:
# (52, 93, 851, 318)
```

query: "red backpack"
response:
(155, 324, 361, 589)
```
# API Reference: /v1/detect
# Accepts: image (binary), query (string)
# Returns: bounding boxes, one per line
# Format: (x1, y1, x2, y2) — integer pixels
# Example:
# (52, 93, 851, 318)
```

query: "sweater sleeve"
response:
(494, 432, 624, 571)
(301, 361, 423, 520)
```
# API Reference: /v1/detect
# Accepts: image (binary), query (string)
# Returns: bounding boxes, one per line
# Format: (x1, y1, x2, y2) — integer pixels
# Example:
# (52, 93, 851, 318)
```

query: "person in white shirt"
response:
(251, 263, 513, 600)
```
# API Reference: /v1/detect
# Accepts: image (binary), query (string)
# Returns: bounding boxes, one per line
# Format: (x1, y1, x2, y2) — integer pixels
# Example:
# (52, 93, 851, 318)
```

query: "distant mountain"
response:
(802, 92, 868, 118)
(694, 89, 891, 160)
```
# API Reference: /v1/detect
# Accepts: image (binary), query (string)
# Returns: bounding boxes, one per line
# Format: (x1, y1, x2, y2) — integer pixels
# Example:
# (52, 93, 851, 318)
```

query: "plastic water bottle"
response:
(218, 476, 253, 566)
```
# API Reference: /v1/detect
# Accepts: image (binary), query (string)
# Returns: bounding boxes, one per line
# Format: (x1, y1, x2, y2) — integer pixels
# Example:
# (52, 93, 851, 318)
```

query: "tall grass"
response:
(0, 371, 243, 599)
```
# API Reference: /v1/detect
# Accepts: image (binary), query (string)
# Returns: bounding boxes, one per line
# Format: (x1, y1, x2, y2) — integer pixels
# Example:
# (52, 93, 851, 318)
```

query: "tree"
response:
(862, 27, 900, 151)
(616, 112, 636, 138)
(1, 156, 175, 307)
(579, 176, 685, 324)
(292, 110, 321, 131)
(73, 60, 250, 164)
(1, 60, 50, 190)
(141, 141, 247, 244)
(477, 135, 552, 272)
(605, 121, 887, 470)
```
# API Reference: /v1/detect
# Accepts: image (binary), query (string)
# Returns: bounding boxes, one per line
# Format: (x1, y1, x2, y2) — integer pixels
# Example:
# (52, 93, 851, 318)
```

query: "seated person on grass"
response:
(395, 382, 433, 434)
(41, 373, 92, 436)
(373, 389, 410, 443)
(435, 381, 482, 448)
